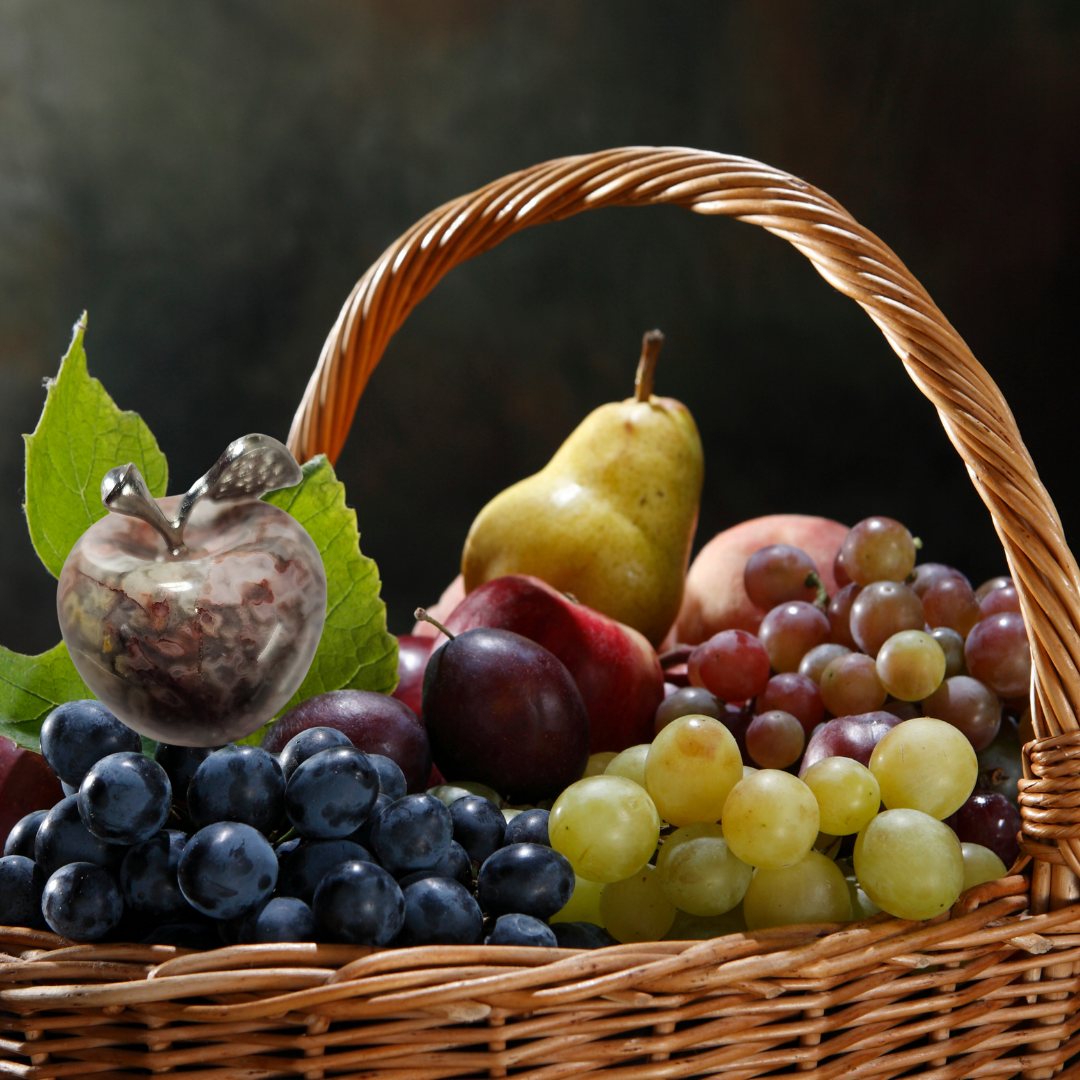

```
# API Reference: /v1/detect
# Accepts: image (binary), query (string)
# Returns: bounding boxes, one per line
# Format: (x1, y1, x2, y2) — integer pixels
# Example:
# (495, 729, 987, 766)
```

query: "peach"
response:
(675, 514, 849, 645)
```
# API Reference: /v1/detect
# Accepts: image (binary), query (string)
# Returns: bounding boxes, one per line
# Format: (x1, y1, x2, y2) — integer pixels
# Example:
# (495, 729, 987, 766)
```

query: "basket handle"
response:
(288, 146, 1080, 860)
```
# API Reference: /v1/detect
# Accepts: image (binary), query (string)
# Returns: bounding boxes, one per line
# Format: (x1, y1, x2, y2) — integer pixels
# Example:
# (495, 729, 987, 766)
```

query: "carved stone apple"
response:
(57, 435, 326, 746)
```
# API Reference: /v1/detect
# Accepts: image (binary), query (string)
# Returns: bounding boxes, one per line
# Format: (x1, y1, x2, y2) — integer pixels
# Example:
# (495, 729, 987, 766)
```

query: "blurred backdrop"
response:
(1, 0, 1078, 651)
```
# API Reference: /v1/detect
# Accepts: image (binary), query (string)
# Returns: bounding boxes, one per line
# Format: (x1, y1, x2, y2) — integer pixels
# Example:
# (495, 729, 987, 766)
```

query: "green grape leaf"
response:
(238, 455, 399, 745)
(0, 642, 92, 752)
(24, 314, 168, 579)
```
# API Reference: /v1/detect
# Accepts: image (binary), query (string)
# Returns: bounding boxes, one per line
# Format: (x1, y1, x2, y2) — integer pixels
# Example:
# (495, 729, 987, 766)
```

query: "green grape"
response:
(848, 879, 882, 920)
(655, 823, 753, 916)
(428, 784, 474, 806)
(665, 905, 747, 940)
(869, 717, 977, 819)
(502, 808, 523, 824)
(876, 630, 947, 702)
(551, 875, 605, 926)
(584, 751, 618, 778)
(600, 864, 676, 942)
(853, 808, 964, 920)
(801, 757, 881, 836)
(961, 843, 1007, 892)
(644, 715, 743, 826)
(549, 775, 660, 883)
(743, 852, 852, 929)
(605, 744, 650, 789)
(721, 770, 820, 869)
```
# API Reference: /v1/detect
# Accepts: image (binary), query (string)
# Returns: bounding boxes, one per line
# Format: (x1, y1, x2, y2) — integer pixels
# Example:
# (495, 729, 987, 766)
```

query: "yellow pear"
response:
(462, 331, 704, 645)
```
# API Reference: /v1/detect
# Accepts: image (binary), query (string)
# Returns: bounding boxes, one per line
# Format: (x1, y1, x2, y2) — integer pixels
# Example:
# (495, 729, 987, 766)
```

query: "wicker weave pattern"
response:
(1, 882, 1079, 1080)
(2, 148, 1079, 1078)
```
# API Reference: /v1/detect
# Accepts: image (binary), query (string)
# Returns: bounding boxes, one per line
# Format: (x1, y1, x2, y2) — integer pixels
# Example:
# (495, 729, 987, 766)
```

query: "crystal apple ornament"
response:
(57, 435, 327, 746)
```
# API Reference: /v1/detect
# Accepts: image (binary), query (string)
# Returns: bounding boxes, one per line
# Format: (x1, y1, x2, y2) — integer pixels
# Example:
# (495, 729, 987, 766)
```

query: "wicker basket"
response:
(3, 146, 1080, 1080)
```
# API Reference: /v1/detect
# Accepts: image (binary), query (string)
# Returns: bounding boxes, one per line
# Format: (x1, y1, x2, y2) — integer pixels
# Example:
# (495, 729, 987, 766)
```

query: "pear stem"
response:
(414, 608, 456, 640)
(634, 329, 664, 402)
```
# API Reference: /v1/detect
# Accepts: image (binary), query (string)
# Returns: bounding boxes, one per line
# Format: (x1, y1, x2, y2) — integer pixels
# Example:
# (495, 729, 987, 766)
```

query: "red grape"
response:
(965, 614, 1032, 698)
(839, 517, 917, 586)
(849, 581, 925, 657)
(819, 653, 887, 717)
(922, 675, 1001, 751)
(833, 548, 852, 587)
(688, 630, 771, 702)
(744, 545, 818, 610)
(799, 643, 851, 684)
(975, 576, 1013, 603)
(745, 711, 805, 770)
(757, 602, 831, 673)
(799, 711, 902, 772)
(979, 583, 1021, 618)
(944, 792, 1021, 868)
(755, 673, 825, 735)
(929, 626, 966, 677)
(882, 699, 922, 721)
(827, 583, 861, 651)
(910, 563, 970, 598)
(922, 575, 981, 637)
(655, 687, 723, 734)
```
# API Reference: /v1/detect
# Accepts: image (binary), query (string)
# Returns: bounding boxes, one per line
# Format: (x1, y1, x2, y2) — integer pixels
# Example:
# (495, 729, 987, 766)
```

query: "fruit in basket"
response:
(549, 775, 660, 882)
(262, 690, 432, 793)
(461, 331, 704, 647)
(676, 514, 848, 644)
(869, 718, 978, 819)
(742, 852, 851, 929)
(964, 612, 1032, 698)
(854, 809, 964, 920)
(644, 715, 742, 827)
(57, 435, 326, 746)
(800, 712, 902, 772)
(721, 770, 820, 869)
(420, 623, 590, 803)
(434, 574, 664, 753)
(836, 517, 918, 586)
(392, 634, 438, 716)
(0, 738, 64, 851)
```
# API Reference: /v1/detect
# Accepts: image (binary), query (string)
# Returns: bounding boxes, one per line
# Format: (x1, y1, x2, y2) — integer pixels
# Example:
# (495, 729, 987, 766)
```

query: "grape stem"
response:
(806, 571, 829, 611)
(414, 608, 456, 639)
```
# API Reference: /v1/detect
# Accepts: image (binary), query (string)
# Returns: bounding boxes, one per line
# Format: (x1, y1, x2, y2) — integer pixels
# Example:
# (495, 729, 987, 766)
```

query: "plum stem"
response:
(414, 608, 455, 639)
(634, 329, 664, 402)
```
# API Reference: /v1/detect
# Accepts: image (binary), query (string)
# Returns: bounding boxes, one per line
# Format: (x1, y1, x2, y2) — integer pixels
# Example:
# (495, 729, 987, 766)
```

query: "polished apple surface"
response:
(58, 495, 326, 745)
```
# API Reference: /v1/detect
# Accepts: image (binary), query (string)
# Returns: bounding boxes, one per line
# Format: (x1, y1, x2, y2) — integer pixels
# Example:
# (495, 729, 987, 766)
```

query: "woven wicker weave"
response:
(3, 147, 1080, 1079)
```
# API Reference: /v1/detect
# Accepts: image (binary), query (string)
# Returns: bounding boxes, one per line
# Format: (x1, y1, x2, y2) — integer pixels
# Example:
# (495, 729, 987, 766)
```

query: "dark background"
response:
(1, 0, 1077, 652)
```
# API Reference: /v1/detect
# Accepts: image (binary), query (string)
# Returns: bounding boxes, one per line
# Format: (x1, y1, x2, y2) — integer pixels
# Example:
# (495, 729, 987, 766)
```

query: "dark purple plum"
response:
(262, 690, 431, 793)
(422, 628, 589, 803)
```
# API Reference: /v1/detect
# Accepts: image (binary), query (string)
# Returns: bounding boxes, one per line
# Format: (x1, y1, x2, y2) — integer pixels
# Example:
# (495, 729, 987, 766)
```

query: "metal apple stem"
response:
(101, 434, 303, 556)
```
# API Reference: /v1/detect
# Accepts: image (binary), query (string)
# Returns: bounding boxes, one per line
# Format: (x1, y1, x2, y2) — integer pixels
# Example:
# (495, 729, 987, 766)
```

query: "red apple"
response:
(392, 635, 438, 718)
(429, 575, 664, 754)
(0, 738, 64, 851)
(676, 514, 849, 645)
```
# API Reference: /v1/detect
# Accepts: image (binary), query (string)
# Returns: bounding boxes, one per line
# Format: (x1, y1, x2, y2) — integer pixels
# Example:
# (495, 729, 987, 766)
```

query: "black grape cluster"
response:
(0, 700, 614, 950)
